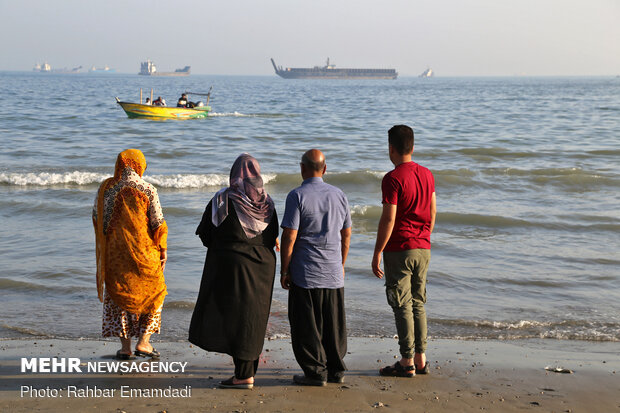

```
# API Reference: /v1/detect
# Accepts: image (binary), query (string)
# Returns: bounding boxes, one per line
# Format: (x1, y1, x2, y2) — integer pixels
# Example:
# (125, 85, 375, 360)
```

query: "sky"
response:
(0, 0, 619, 76)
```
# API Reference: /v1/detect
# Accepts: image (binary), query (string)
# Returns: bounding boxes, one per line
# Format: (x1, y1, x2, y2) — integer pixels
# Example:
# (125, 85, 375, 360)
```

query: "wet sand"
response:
(0, 337, 618, 412)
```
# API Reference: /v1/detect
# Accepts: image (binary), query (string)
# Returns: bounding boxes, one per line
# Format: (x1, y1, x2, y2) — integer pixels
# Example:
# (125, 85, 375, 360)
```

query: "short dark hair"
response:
(388, 125, 414, 155)
(301, 152, 325, 172)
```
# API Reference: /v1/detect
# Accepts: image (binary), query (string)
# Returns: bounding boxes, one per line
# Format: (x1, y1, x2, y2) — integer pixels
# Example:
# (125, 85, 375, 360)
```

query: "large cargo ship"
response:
(271, 58, 397, 79)
(139, 60, 190, 76)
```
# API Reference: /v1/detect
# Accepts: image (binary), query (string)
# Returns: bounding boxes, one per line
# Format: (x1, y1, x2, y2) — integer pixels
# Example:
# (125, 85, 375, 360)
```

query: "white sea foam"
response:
(350, 204, 381, 217)
(0, 171, 278, 188)
(368, 170, 387, 179)
(0, 171, 107, 186)
(350, 205, 370, 216)
(145, 174, 228, 188)
(208, 111, 256, 117)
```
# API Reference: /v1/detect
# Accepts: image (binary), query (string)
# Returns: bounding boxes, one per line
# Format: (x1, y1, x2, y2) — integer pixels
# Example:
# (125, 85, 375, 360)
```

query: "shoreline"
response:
(1, 338, 618, 412)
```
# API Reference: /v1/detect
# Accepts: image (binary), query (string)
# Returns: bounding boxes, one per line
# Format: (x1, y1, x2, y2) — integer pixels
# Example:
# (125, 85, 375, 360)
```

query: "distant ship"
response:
(89, 65, 116, 73)
(33, 62, 82, 74)
(139, 60, 190, 76)
(33, 62, 51, 72)
(271, 58, 397, 79)
(419, 68, 434, 78)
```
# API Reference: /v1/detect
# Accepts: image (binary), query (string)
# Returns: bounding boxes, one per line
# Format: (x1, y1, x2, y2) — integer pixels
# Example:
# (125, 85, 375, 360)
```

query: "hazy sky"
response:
(1, 0, 619, 76)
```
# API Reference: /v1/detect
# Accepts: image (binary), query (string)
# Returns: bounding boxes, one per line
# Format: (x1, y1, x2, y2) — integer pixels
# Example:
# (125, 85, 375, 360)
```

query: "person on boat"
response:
(177, 93, 188, 108)
(93, 149, 168, 361)
(145, 97, 151, 105)
(153, 96, 166, 106)
(189, 153, 279, 389)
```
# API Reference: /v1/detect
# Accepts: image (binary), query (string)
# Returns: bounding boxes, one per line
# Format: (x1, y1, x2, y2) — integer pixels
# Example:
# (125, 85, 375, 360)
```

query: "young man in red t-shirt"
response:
(372, 124, 436, 377)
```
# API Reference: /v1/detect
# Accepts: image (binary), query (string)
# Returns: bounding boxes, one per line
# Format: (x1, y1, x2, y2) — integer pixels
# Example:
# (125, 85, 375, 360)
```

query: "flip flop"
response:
(134, 348, 160, 359)
(115, 350, 135, 360)
(379, 362, 415, 377)
(219, 377, 254, 389)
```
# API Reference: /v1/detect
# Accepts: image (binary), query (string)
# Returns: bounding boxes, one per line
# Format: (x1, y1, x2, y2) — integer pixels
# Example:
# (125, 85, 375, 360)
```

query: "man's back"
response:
(282, 177, 351, 289)
(382, 161, 435, 251)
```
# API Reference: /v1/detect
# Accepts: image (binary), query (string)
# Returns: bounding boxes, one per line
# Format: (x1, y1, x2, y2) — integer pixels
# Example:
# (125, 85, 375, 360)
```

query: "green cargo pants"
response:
(383, 249, 430, 358)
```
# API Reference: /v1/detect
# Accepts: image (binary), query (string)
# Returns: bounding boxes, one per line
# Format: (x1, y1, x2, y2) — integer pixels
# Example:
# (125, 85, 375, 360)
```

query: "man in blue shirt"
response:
(280, 149, 352, 386)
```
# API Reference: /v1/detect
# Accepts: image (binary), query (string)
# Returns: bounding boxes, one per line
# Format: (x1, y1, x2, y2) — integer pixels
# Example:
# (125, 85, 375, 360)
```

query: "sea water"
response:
(0, 72, 618, 342)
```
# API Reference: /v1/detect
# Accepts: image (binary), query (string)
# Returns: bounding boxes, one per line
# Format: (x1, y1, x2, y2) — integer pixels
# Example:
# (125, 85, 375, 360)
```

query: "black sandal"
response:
(379, 362, 414, 377)
(415, 361, 430, 375)
(134, 348, 160, 359)
(220, 377, 254, 389)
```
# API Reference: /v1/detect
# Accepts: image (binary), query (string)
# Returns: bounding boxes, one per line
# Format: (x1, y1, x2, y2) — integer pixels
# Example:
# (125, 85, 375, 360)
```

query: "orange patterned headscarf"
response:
(114, 149, 147, 178)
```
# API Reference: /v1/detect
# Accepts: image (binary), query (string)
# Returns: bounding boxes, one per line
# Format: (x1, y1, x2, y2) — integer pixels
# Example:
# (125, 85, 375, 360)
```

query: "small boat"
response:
(115, 88, 212, 119)
(115, 98, 211, 119)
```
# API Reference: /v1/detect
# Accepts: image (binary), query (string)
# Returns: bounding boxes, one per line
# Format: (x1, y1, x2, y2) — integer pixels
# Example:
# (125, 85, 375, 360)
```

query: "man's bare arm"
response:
(280, 227, 297, 290)
(430, 192, 436, 234)
(371, 203, 397, 279)
(340, 227, 352, 277)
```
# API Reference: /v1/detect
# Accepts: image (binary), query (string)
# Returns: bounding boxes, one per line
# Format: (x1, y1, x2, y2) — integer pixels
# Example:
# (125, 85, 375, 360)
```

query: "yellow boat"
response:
(115, 97, 211, 119)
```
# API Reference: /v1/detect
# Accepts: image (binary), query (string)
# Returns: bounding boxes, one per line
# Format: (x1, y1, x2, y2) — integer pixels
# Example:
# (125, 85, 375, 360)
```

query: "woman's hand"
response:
(275, 237, 281, 252)
(160, 248, 168, 272)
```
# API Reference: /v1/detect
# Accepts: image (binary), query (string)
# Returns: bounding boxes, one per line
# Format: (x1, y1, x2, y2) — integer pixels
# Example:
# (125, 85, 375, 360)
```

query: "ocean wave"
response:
(430, 318, 620, 342)
(164, 300, 196, 310)
(350, 204, 382, 218)
(439, 212, 620, 232)
(0, 171, 277, 188)
(483, 167, 620, 189)
(433, 318, 553, 330)
(587, 149, 620, 156)
(455, 147, 542, 159)
(439, 212, 529, 228)
(0, 324, 55, 338)
(0, 171, 108, 186)
(0, 277, 87, 294)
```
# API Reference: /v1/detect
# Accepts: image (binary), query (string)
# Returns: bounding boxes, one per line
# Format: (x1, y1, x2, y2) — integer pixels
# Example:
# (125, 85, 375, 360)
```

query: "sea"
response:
(0, 72, 618, 345)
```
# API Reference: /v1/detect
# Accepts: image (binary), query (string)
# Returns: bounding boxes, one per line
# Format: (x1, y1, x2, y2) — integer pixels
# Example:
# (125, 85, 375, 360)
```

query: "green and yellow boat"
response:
(116, 98, 211, 119)
(115, 88, 213, 119)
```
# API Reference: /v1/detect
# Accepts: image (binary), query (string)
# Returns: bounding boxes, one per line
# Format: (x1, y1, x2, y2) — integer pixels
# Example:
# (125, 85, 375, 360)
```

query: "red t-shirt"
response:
(382, 161, 435, 251)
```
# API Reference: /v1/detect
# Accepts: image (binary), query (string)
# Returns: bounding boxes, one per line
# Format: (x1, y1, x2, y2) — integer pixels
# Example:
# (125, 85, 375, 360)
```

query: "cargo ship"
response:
(33, 62, 82, 74)
(139, 60, 190, 76)
(33, 62, 51, 72)
(271, 58, 397, 79)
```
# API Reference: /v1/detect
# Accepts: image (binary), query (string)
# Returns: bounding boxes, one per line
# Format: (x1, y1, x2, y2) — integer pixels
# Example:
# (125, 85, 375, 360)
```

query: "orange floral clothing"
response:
(93, 149, 167, 315)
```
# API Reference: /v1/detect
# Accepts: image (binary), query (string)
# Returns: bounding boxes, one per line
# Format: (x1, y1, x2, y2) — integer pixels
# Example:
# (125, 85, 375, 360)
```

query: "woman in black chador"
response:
(189, 153, 279, 389)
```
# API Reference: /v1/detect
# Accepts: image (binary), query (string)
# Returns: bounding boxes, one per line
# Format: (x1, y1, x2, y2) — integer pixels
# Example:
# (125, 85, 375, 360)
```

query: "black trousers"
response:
(233, 357, 259, 379)
(288, 284, 347, 381)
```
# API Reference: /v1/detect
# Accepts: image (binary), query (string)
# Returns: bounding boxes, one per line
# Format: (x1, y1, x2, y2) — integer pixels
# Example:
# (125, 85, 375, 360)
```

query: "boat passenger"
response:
(177, 93, 188, 108)
(153, 96, 165, 106)
(145, 97, 151, 105)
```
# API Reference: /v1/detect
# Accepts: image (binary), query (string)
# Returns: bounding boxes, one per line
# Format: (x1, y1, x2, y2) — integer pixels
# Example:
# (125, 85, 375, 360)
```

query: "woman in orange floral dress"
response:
(93, 149, 168, 360)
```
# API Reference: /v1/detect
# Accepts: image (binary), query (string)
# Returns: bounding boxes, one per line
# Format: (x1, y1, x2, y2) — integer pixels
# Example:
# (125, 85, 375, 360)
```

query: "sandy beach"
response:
(0, 337, 618, 412)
